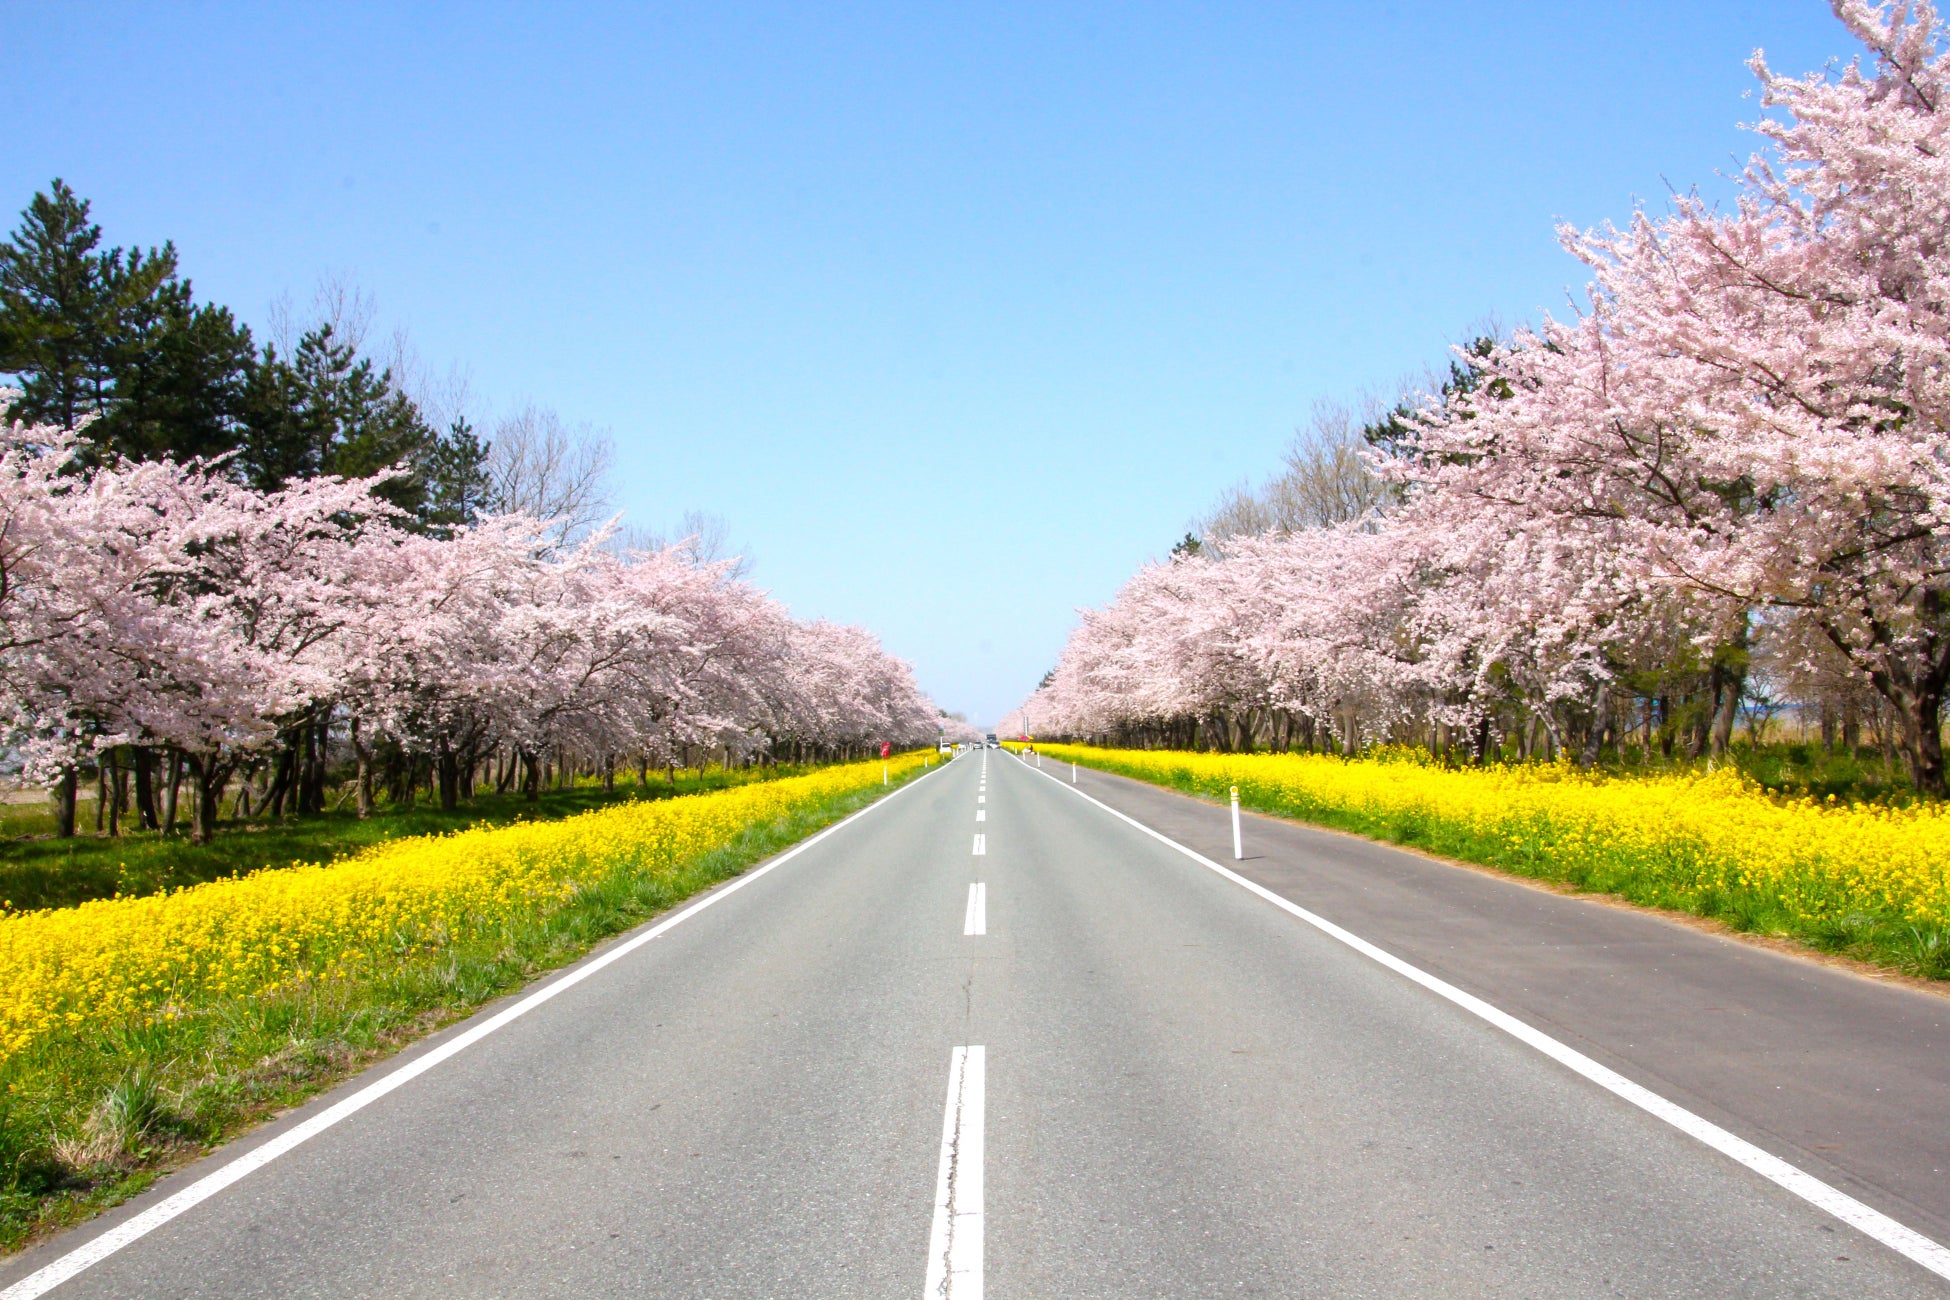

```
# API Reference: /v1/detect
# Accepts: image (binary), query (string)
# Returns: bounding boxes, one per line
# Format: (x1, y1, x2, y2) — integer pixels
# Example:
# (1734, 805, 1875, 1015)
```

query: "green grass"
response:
(0, 765, 925, 1254)
(0, 767, 816, 914)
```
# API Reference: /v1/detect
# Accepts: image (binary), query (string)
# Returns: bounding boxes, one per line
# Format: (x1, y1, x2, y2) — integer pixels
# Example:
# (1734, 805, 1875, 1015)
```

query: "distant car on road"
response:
(985, 733, 998, 748)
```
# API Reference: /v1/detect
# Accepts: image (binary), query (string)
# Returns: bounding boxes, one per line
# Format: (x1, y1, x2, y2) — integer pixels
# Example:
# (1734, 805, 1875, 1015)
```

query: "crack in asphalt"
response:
(934, 1057, 970, 1299)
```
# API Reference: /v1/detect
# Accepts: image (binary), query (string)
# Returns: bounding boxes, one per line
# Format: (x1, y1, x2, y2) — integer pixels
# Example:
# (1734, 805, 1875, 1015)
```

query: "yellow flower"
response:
(0, 753, 928, 1064)
(1039, 743, 1950, 937)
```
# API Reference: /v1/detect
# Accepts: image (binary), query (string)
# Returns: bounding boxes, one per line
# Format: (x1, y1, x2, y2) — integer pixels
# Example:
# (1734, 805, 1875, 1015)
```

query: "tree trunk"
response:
(1906, 687, 1946, 798)
(301, 720, 326, 816)
(1537, 709, 1563, 761)
(1870, 665, 1950, 798)
(132, 746, 159, 830)
(106, 751, 123, 837)
(522, 750, 541, 802)
(53, 767, 77, 838)
(188, 754, 228, 845)
(437, 740, 459, 812)
(1579, 683, 1611, 769)
(298, 723, 316, 816)
(267, 737, 295, 818)
(94, 762, 107, 834)
(350, 719, 374, 818)
(162, 751, 181, 834)
(1709, 667, 1744, 761)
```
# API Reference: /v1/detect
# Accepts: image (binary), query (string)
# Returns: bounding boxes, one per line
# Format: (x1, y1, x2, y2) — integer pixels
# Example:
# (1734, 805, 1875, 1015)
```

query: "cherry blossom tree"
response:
(1016, 2, 1950, 793)
(0, 397, 947, 836)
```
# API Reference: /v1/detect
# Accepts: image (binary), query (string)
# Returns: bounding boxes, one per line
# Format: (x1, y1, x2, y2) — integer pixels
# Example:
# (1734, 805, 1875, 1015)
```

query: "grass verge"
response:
(1022, 742, 1950, 984)
(0, 766, 820, 914)
(0, 754, 935, 1255)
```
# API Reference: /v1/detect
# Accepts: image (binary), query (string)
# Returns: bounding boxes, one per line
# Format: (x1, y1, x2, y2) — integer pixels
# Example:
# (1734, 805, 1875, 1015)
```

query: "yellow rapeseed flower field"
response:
(0, 753, 931, 1064)
(1030, 743, 1950, 940)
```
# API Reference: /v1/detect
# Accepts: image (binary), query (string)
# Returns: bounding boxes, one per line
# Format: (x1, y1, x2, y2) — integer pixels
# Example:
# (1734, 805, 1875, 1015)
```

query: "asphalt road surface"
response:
(5, 747, 1950, 1297)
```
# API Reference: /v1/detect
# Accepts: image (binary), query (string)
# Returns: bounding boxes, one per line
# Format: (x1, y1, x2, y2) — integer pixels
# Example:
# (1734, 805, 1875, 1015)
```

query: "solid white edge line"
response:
(0, 763, 945, 1300)
(1026, 762, 1950, 1283)
(923, 1045, 985, 1299)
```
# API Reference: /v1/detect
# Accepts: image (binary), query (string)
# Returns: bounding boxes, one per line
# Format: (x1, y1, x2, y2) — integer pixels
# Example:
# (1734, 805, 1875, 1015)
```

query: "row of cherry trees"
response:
(0, 415, 946, 839)
(1008, 1, 1950, 796)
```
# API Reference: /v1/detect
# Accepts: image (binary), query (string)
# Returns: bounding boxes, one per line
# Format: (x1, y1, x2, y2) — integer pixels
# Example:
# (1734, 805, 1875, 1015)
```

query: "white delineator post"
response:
(1230, 785, 1243, 860)
(1071, 761, 1077, 785)
(883, 763, 889, 785)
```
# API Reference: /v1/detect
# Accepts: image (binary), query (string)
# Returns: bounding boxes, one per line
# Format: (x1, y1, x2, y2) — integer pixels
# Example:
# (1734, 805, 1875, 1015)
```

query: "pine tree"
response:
(0, 180, 117, 432)
(239, 323, 440, 517)
(0, 180, 254, 462)
(99, 297, 254, 463)
(1361, 335, 1502, 460)
(423, 416, 493, 533)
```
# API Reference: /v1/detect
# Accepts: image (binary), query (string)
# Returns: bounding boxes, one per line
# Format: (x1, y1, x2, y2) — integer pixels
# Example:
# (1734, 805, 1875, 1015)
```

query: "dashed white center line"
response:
(975, 809, 985, 821)
(963, 883, 986, 936)
(978, 795, 985, 804)
(924, 1045, 985, 1299)
(972, 833, 986, 856)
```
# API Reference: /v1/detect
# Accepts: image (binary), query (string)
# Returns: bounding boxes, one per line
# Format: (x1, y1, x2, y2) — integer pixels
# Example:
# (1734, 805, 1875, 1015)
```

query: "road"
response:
(4, 746, 1949, 1297)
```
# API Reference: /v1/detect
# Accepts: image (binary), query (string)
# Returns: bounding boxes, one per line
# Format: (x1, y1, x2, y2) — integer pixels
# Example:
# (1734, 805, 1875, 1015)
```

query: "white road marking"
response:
(978, 796, 985, 804)
(1026, 763, 1950, 1283)
(975, 809, 985, 822)
(972, 833, 986, 856)
(964, 883, 986, 936)
(0, 768, 947, 1300)
(924, 1045, 985, 1299)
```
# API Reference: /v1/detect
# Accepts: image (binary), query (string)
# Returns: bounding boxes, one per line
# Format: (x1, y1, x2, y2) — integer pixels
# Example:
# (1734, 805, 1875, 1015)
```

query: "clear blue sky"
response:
(6, 2, 1854, 725)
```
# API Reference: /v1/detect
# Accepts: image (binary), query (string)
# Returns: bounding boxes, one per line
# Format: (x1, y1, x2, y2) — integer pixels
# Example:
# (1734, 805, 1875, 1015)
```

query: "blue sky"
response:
(5, 2, 1854, 724)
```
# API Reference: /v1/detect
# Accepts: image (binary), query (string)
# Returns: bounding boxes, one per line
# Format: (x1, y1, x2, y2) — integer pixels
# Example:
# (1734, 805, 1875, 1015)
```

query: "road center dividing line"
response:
(924, 1045, 985, 1300)
(975, 809, 985, 822)
(1024, 763, 1950, 1283)
(963, 883, 986, 936)
(972, 833, 986, 856)
(0, 767, 946, 1300)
